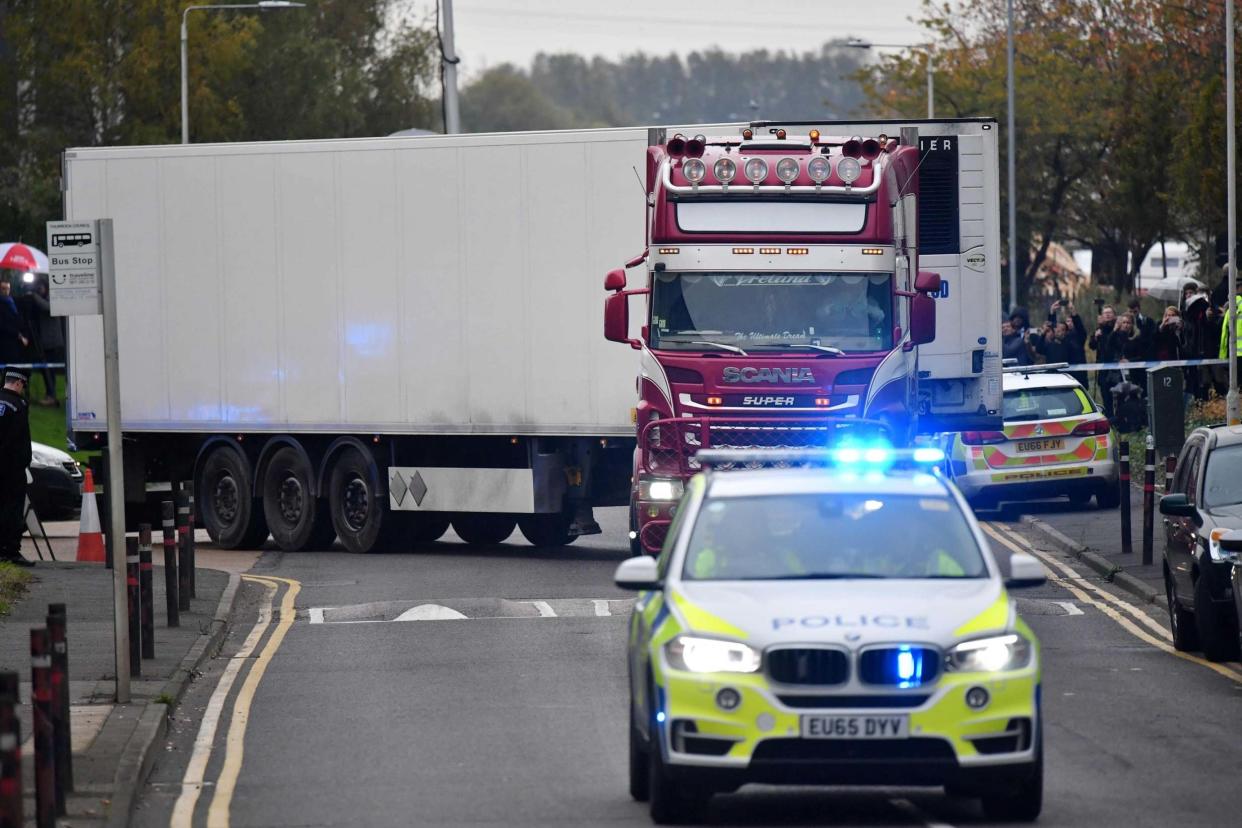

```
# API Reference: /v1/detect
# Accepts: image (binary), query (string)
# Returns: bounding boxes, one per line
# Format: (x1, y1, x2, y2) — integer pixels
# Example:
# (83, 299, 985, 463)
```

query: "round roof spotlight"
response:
(807, 155, 831, 184)
(667, 133, 687, 157)
(775, 157, 800, 184)
(775, 128, 787, 139)
(713, 157, 737, 184)
(741, 127, 754, 140)
(743, 157, 769, 184)
(809, 128, 821, 142)
(837, 155, 862, 185)
(682, 158, 706, 185)
(841, 137, 862, 158)
(861, 138, 882, 159)
(686, 135, 706, 157)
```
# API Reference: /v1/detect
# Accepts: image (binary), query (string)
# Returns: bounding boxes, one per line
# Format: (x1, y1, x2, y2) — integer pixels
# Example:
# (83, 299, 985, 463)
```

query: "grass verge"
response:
(0, 561, 34, 616)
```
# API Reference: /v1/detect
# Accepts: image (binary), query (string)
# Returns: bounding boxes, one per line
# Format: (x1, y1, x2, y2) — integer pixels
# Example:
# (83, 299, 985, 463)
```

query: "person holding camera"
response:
(1001, 319, 1035, 366)
(1089, 304, 1119, 416)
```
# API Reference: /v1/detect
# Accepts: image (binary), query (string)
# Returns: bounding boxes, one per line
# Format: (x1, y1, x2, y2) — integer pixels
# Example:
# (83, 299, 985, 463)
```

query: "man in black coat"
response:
(0, 368, 34, 566)
(0, 278, 31, 367)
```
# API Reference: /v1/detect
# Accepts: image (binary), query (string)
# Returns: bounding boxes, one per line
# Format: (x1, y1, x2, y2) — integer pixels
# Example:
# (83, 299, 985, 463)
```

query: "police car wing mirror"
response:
(1158, 493, 1197, 519)
(615, 556, 662, 591)
(914, 270, 942, 294)
(1005, 553, 1046, 589)
(909, 293, 936, 346)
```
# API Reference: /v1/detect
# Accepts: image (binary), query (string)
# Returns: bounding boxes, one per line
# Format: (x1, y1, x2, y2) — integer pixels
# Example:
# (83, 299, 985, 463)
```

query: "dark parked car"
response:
(1159, 425, 1242, 662)
(28, 441, 83, 520)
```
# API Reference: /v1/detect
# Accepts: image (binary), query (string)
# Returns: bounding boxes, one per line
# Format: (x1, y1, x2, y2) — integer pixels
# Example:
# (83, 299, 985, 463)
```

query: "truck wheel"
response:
(198, 443, 267, 549)
(1166, 572, 1199, 652)
(452, 514, 516, 545)
(262, 447, 336, 552)
(517, 513, 576, 547)
(326, 445, 401, 554)
(1194, 573, 1240, 662)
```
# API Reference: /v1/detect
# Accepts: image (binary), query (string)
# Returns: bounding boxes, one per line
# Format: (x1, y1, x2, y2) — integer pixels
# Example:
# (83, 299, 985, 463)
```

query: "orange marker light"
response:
(732, 247, 755, 254)
(815, 397, 832, 406)
(707, 396, 723, 406)
(759, 247, 781, 255)
(787, 248, 810, 255)
(809, 129, 821, 142)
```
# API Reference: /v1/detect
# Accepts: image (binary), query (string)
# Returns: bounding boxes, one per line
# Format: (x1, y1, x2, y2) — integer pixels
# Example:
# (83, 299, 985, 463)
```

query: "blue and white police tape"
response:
(1028, 358, 1228, 373)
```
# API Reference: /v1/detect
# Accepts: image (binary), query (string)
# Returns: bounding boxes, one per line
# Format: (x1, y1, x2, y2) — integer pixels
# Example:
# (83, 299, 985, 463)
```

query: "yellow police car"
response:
(615, 447, 1047, 824)
(945, 367, 1119, 510)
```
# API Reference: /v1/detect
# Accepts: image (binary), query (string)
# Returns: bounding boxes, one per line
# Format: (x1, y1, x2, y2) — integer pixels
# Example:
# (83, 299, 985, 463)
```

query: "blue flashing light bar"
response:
(695, 445, 945, 470)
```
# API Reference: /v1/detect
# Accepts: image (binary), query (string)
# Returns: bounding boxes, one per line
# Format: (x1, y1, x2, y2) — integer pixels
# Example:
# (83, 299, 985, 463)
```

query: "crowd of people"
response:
(0, 274, 64, 407)
(1001, 269, 1242, 421)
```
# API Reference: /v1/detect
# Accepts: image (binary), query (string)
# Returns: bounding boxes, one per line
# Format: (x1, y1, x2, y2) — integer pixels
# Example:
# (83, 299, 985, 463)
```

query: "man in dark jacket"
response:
(1127, 298, 1156, 360)
(0, 278, 31, 367)
(1001, 319, 1034, 365)
(0, 368, 34, 566)
(1088, 305, 1120, 417)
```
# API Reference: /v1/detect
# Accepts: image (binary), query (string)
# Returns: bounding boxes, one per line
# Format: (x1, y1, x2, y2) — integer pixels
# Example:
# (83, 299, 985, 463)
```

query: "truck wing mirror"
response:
(604, 268, 627, 292)
(914, 270, 942, 294)
(909, 293, 936, 346)
(605, 290, 644, 350)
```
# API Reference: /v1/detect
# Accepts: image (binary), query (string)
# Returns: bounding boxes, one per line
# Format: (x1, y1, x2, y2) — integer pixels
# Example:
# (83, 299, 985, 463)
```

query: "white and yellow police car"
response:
(615, 447, 1047, 824)
(944, 366, 1119, 510)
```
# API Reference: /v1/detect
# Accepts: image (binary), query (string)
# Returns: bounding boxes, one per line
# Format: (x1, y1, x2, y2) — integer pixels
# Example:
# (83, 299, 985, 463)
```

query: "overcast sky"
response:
(400, 0, 931, 78)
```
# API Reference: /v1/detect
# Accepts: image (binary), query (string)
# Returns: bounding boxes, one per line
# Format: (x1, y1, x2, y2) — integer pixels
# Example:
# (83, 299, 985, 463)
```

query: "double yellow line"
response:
(182, 574, 300, 828)
(982, 523, 1242, 684)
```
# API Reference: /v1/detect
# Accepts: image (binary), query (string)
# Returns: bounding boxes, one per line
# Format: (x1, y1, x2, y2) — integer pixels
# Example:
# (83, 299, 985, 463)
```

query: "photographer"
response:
(1089, 304, 1120, 417)
(1001, 319, 1035, 366)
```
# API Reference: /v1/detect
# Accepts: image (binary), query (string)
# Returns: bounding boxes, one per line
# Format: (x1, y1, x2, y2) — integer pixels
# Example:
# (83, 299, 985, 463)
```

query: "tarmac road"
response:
(132, 506, 1242, 827)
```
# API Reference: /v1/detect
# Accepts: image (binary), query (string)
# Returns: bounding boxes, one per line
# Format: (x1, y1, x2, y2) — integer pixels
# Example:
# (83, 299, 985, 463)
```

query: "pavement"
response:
(991, 483, 1165, 606)
(1, 521, 256, 827)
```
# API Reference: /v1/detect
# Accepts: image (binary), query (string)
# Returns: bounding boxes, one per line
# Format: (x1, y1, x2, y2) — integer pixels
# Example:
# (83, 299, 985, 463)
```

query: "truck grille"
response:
(767, 648, 849, 686)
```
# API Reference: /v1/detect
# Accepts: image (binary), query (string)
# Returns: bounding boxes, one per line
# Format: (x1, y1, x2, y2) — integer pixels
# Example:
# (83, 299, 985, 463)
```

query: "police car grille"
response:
(752, 737, 955, 763)
(767, 649, 850, 686)
(777, 694, 931, 709)
(858, 647, 942, 686)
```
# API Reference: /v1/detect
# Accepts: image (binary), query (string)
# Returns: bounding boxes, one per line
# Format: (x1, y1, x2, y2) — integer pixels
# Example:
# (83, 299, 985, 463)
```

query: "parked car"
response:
(1159, 424, 1242, 662)
(944, 367, 1119, 510)
(28, 441, 83, 520)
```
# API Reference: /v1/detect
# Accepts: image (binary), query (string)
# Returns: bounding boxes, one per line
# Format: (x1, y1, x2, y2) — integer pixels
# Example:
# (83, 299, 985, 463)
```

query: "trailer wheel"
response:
(518, 512, 577, 547)
(326, 445, 402, 554)
(452, 514, 516, 545)
(262, 446, 336, 552)
(198, 443, 268, 549)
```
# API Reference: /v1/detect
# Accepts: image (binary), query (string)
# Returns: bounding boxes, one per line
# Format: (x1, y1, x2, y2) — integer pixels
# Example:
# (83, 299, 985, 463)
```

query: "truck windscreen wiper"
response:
(758, 343, 845, 356)
(688, 341, 748, 355)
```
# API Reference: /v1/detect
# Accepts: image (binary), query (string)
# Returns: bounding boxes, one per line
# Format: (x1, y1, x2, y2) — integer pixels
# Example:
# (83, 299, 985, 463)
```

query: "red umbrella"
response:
(0, 242, 49, 272)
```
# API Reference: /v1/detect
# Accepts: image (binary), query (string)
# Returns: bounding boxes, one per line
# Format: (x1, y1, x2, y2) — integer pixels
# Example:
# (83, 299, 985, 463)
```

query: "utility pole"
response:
(1006, 0, 1018, 313)
(441, 0, 461, 134)
(1228, 0, 1239, 425)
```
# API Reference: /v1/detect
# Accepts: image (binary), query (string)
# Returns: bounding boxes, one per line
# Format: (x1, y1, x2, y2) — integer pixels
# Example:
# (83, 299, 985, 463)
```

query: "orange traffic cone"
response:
(76, 469, 106, 563)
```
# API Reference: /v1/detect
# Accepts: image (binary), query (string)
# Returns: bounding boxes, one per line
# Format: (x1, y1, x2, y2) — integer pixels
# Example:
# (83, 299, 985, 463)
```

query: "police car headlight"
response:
(29, 448, 63, 470)
(639, 478, 684, 501)
(666, 636, 760, 674)
(946, 634, 1032, 673)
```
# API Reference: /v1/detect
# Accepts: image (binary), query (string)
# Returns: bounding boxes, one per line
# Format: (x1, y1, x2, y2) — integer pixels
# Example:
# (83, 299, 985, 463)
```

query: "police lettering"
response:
(771, 615, 929, 631)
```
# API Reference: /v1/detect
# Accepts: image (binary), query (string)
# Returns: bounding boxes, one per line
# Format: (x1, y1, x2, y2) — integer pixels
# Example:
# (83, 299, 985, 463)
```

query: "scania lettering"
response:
(605, 121, 1004, 552)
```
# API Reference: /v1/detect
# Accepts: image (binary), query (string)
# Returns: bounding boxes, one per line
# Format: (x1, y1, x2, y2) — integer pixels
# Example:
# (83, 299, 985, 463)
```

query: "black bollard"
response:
(138, 525, 155, 659)
(0, 672, 21, 828)
(126, 537, 141, 678)
(46, 605, 72, 796)
(185, 482, 197, 599)
(162, 501, 180, 627)
(176, 486, 192, 612)
(1119, 440, 1132, 556)
(30, 630, 57, 826)
(1143, 439, 1156, 567)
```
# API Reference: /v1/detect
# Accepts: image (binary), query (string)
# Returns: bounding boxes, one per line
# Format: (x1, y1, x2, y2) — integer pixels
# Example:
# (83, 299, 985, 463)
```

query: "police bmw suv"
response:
(615, 448, 1047, 824)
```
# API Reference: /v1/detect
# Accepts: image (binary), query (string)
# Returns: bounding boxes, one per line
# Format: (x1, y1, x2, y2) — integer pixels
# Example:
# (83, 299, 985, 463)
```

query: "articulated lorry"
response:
(605, 120, 1003, 552)
(63, 128, 674, 553)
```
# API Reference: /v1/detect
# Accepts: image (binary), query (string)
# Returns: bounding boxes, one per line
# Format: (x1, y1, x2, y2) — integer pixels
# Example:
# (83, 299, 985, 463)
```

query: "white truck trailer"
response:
(63, 128, 659, 552)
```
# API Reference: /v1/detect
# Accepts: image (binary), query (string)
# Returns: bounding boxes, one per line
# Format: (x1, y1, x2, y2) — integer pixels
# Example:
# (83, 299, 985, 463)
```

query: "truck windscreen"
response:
(650, 271, 893, 353)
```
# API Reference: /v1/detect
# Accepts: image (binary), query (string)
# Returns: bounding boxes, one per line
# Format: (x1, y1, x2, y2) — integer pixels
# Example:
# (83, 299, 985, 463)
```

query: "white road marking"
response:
(393, 604, 469, 621)
(1052, 600, 1084, 616)
(592, 599, 612, 617)
(170, 580, 276, 828)
(889, 797, 956, 828)
(308, 607, 324, 625)
(528, 601, 557, 618)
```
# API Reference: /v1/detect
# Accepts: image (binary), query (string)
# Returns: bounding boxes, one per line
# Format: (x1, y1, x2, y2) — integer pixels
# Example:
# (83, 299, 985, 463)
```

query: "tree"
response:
(461, 65, 578, 133)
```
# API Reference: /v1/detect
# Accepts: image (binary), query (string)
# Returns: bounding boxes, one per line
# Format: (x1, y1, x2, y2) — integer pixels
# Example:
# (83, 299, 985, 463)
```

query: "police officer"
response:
(1221, 292, 1242, 363)
(0, 367, 34, 566)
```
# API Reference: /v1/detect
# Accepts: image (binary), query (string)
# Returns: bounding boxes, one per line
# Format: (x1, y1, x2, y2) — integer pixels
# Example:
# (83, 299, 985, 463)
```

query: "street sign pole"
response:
(46, 218, 128, 703)
(98, 220, 129, 703)
(1227, 0, 1239, 425)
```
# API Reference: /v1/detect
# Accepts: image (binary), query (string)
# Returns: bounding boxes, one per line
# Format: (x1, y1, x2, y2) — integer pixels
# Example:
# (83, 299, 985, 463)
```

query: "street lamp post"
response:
(1227, 0, 1239, 425)
(181, 1, 305, 145)
(844, 39, 935, 118)
(1007, 0, 1017, 314)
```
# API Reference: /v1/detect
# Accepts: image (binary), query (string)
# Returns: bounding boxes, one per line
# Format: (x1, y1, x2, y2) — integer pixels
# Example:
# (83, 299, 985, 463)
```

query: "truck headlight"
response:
(639, 478, 683, 501)
(946, 634, 1032, 673)
(666, 635, 760, 674)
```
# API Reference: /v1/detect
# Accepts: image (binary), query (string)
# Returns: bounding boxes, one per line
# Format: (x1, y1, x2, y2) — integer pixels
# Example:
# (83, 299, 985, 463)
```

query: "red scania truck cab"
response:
(605, 120, 1003, 553)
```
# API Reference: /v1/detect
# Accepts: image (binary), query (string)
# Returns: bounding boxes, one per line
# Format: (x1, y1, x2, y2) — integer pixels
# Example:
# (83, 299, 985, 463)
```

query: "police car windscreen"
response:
(1203, 445, 1242, 509)
(682, 494, 986, 581)
(1002, 387, 1092, 421)
(650, 271, 893, 353)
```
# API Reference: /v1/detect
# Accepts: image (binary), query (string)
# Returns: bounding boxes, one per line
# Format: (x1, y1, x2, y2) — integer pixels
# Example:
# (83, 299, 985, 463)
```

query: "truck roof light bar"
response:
(662, 158, 882, 197)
